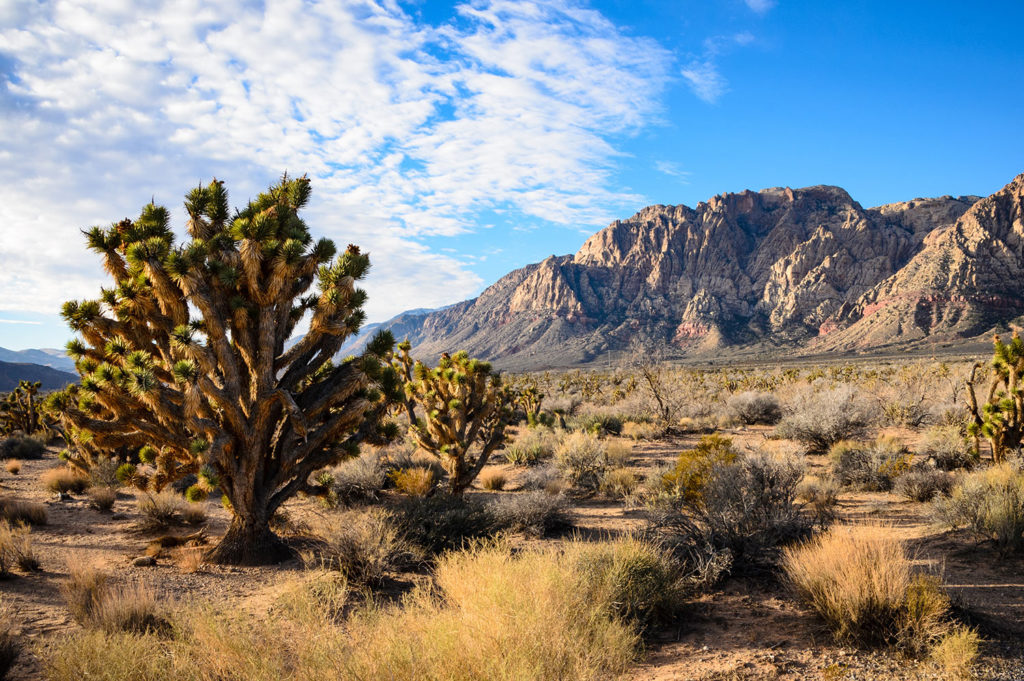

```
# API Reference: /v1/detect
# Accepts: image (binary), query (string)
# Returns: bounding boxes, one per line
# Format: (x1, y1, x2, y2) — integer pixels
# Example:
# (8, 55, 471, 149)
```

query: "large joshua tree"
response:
(50, 175, 399, 564)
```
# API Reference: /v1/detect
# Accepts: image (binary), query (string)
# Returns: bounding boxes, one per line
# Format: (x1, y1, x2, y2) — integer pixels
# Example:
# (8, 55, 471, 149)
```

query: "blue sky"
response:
(1, 0, 1022, 350)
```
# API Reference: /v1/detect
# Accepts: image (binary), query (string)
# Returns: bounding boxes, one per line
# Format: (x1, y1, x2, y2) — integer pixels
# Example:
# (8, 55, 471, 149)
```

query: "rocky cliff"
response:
(372, 176, 1024, 369)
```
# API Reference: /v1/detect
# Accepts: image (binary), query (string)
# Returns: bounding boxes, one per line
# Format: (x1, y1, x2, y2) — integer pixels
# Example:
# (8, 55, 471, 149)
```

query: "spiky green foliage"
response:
(404, 351, 513, 495)
(49, 176, 401, 564)
(0, 380, 53, 437)
(967, 333, 1024, 463)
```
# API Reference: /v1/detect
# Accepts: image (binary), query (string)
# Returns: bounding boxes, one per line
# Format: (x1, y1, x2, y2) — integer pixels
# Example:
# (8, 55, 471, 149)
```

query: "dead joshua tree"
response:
(49, 175, 400, 564)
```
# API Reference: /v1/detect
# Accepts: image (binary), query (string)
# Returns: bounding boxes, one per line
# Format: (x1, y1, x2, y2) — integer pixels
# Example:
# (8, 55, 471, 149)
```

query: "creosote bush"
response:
(933, 463, 1024, 553)
(783, 525, 971, 660)
(894, 467, 953, 503)
(326, 454, 386, 506)
(660, 434, 737, 508)
(777, 385, 874, 453)
(829, 437, 911, 491)
(726, 391, 782, 425)
(918, 425, 976, 471)
(0, 434, 44, 460)
(555, 430, 606, 490)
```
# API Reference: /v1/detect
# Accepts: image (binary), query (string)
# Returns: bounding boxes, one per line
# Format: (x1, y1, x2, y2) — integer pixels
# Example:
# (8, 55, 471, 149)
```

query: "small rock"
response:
(132, 556, 156, 567)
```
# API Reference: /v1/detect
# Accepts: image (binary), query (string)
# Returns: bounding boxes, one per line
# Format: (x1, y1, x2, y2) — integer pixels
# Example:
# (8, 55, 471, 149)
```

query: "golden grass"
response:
(604, 440, 634, 468)
(0, 519, 39, 573)
(0, 496, 47, 526)
(930, 626, 980, 678)
(389, 466, 435, 496)
(60, 564, 167, 634)
(478, 469, 507, 490)
(87, 486, 117, 512)
(3, 460, 20, 475)
(40, 467, 90, 494)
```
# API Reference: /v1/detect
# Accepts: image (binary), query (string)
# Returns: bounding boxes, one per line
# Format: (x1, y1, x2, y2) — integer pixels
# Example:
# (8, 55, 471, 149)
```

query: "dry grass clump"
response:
(796, 475, 840, 525)
(3, 460, 19, 475)
(621, 420, 661, 441)
(0, 520, 40, 574)
(782, 525, 971, 659)
(328, 453, 387, 505)
(829, 437, 911, 491)
(388, 466, 435, 496)
(302, 508, 423, 585)
(0, 607, 20, 681)
(61, 565, 168, 634)
(136, 491, 189, 531)
(776, 385, 874, 453)
(478, 469, 507, 490)
(726, 391, 782, 425)
(600, 468, 640, 499)
(181, 503, 207, 526)
(174, 546, 205, 574)
(0, 497, 46, 526)
(930, 626, 980, 678)
(894, 467, 953, 502)
(40, 466, 90, 494)
(44, 538, 657, 681)
(87, 487, 118, 512)
(503, 426, 558, 466)
(933, 463, 1024, 553)
(521, 463, 566, 496)
(555, 430, 606, 490)
(604, 439, 633, 468)
(488, 491, 571, 537)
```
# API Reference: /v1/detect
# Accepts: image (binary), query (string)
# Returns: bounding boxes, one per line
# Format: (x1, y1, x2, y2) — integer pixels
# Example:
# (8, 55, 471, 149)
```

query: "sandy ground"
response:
(2, 425, 1023, 680)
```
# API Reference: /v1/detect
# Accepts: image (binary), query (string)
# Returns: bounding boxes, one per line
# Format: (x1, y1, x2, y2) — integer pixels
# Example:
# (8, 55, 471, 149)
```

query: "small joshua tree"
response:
(49, 175, 399, 564)
(0, 381, 45, 436)
(967, 332, 1024, 463)
(404, 351, 512, 494)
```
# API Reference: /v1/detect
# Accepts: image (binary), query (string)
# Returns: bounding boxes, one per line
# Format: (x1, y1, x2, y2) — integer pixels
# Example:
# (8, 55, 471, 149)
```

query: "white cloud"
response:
(0, 319, 43, 325)
(744, 0, 776, 14)
(0, 0, 671, 325)
(681, 32, 756, 104)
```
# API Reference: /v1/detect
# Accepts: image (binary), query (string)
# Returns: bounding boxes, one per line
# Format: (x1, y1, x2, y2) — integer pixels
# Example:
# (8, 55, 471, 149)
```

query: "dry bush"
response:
(726, 391, 782, 425)
(600, 468, 640, 499)
(0, 520, 39, 574)
(776, 385, 875, 454)
(930, 626, 980, 678)
(520, 462, 566, 496)
(604, 440, 633, 468)
(0, 434, 44, 460)
(0, 497, 46, 526)
(783, 525, 953, 653)
(181, 503, 207, 526)
(488, 491, 571, 537)
(661, 434, 737, 507)
(174, 546, 205, 574)
(829, 437, 911, 491)
(3, 460, 19, 475)
(933, 463, 1024, 553)
(918, 426, 976, 471)
(136, 491, 188, 531)
(41, 467, 90, 494)
(478, 469, 506, 491)
(621, 421, 661, 440)
(61, 564, 109, 625)
(392, 494, 496, 556)
(274, 571, 350, 625)
(88, 487, 118, 512)
(894, 467, 953, 503)
(88, 457, 122, 488)
(503, 426, 558, 466)
(0, 607, 20, 681)
(302, 508, 423, 585)
(61, 565, 168, 634)
(388, 466, 435, 496)
(555, 430, 606, 490)
(328, 453, 386, 505)
(795, 475, 840, 525)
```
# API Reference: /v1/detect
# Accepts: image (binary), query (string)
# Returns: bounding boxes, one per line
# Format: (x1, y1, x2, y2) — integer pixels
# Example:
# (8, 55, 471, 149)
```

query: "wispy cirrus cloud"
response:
(681, 31, 755, 104)
(744, 0, 777, 14)
(0, 0, 671, 328)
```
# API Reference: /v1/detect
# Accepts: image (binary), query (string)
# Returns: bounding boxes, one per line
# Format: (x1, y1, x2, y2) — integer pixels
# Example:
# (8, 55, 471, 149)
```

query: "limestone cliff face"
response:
(377, 179, 1023, 369)
(817, 174, 1024, 350)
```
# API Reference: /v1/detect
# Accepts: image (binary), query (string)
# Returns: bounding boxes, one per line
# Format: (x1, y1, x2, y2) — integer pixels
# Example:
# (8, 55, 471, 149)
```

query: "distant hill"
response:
(0, 346, 76, 373)
(0, 360, 77, 391)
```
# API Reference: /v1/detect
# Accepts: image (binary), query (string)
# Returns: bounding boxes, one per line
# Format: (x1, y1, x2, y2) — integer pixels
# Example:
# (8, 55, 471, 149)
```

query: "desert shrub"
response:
(918, 426, 976, 471)
(0, 434, 44, 460)
(879, 399, 929, 428)
(181, 503, 207, 525)
(795, 475, 840, 525)
(621, 421, 661, 440)
(488, 492, 571, 537)
(0, 497, 46, 526)
(3, 460, 19, 475)
(503, 427, 558, 466)
(726, 391, 782, 425)
(136, 491, 188, 531)
(388, 466, 435, 496)
(652, 451, 810, 573)
(302, 509, 423, 585)
(930, 626, 980, 678)
(604, 440, 633, 468)
(829, 437, 911, 491)
(933, 463, 1024, 553)
(392, 494, 497, 556)
(894, 467, 953, 502)
(555, 431, 606, 490)
(520, 462, 565, 495)
(328, 453, 387, 505)
(61, 565, 168, 634)
(87, 457, 122, 488)
(0, 520, 40, 574)
(783, 525, 955, 653)
(41, 466, 90, 494)
(660, 434, 737, 507)
(567, 412, 623, 436)
(478, 469, 506, 491)
(61, 564, 109, 625)
(0, 607, 20, 681)
(600, 468, 640, 499)
(568, 535, 685, 631)
(777, 385, 874, 453)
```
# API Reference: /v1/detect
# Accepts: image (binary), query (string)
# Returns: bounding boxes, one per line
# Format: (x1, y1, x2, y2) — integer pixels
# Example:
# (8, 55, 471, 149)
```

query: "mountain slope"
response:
(0, 360, 77, 391)
(0, 347, 76, 373)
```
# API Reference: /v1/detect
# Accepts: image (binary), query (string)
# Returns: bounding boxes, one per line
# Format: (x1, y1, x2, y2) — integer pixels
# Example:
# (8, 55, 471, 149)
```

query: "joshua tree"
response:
(49, 175, 399, 564)
(0, 381, 44, 435)
(404, 351, 512, 494)
(967, 332, 1024, 463)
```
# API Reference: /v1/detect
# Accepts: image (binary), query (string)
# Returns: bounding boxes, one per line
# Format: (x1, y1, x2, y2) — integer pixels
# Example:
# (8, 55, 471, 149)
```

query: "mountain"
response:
(0, 360, 77, 391)
(818, 174, 1024, 350)
(0, 346, 76, 373)
(378, 182, 993, 369)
